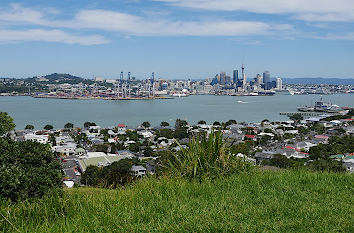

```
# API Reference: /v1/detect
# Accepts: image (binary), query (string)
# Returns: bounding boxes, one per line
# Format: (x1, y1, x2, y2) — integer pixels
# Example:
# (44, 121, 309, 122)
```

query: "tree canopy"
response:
(64, 123, 74, 129)
(25, 124, 34, 130)
(141, 121, 151, 128)
(160, 121, 169, 127)
(0, 112, 16, 136)
(44, 124, 54, 130)
(81, 159, 135, 188)
(0, 138, 62, 201)
(84, 122, 96, 128)
(289, 114, 303, 122)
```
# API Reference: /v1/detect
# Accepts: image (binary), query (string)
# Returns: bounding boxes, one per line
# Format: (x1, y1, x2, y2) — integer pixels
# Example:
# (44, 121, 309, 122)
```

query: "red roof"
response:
(285, 146, 309, 154)
(245, 134, 256, 139)
(117, 124, 126, 128)
(344, 118, 354, 121)
(285, 146, 300, 152)
(315, 135, 329, 139)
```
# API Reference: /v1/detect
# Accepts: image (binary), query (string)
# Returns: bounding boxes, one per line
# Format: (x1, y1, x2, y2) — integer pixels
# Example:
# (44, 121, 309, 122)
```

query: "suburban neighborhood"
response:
(11, 110, 354, 187)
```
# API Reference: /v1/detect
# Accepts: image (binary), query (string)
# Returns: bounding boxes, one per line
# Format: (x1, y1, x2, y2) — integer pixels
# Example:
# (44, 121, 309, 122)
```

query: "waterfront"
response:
(1, 94, 353, 129)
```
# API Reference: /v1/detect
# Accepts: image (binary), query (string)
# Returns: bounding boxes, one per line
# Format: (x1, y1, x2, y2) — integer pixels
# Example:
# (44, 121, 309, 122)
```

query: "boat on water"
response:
(237, 100, 247, 104)
(298, 99, 342, 113)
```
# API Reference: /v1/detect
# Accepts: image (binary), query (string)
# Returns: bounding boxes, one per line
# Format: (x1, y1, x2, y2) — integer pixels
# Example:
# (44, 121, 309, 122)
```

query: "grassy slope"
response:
(1, 170, 353, 232)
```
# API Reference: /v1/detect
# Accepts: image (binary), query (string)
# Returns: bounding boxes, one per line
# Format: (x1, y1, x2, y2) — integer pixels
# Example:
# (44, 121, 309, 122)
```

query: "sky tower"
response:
(242, 64, 247, 88)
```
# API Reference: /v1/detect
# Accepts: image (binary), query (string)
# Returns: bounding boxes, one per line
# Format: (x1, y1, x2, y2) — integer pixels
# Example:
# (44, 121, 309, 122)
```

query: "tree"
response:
(84, 122, 96, 128)
(225, 119, 237, 126)
(44, 124, 54, 130)
(81, 165, 100, 186)
(175, 119, 188, 129)
(81, 159, 135, 188)
(141, 121, 151, 128)
(264, 128, 274, 134)
(144, 147, 154, 157)
(309, 144, 331, 160)
(198, 120, 206, 125)
(159, 128, 174, 139)
(129, 142, 140, 153)
(307, 159, 346, 173)
(25, 124, 34, 130)
(259, 135, 271, 146)
(213, 121, 221, 126)
(267, 154, 293, 168)
(64, 122, 74, 129)
(0, 138, 63, 201)
(160, 121, 169, 127)
(0, 112, 16, 136)
(92, 144, 110, 153)
(110, 143, 116, 154)
(289, 114, 303, 122)
(48, 134, 56, 146)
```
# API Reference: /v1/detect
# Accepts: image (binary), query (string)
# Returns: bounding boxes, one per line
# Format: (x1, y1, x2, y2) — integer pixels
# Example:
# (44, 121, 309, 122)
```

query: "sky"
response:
(0, 0, 354, 80)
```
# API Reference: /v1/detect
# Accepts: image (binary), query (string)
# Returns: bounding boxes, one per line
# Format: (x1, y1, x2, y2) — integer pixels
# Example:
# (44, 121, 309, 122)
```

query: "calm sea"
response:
(1, 94, 353, 129)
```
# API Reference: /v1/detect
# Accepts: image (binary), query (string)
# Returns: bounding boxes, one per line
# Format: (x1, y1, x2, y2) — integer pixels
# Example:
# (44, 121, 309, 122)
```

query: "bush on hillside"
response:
(81, 158, 136, 188)
(0, 138, 63, 202)
(164, 131, 253, 181)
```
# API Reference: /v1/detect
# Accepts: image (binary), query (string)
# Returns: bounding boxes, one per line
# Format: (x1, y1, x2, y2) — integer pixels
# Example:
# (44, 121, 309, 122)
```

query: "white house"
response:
(52, 143, 77, 156)
(138, 130, 154, 138)
(131, 165, 147, 177)
(24, 134, 48, 144)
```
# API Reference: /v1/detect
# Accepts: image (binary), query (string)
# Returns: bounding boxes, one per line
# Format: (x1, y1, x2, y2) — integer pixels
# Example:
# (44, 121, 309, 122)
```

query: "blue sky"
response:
(1, 0, 354, 79)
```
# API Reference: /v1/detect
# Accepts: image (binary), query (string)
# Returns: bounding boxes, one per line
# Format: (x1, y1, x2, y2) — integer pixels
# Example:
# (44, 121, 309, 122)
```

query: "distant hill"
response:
(25, 73, 88, 84)
(282, 78, 354, 85)
(43, 73, 83, 81)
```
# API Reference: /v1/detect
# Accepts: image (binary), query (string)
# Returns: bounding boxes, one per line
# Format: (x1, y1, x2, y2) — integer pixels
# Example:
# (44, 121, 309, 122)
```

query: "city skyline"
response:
(1, 0, 354, 79)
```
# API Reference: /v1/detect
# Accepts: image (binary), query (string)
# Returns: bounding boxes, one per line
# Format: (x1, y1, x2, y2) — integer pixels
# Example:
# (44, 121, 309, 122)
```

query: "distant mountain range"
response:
(282, 78, 354, 85)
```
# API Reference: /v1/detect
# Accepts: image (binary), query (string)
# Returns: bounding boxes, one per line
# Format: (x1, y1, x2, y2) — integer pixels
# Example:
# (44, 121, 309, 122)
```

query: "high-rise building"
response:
(276, 77, 283, 90)
(242, 64, 247, 87)
(225, 76, 231, 85)
(220, 72, 226, 85)
(233, 70, 238, 85)
(256, 74, 262, 85)
(263, 71, 270, 90)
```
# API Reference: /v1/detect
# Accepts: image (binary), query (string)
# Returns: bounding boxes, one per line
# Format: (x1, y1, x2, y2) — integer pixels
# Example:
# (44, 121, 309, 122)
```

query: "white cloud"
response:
(156, 0, 354, 22)
(70, 9, 280, 36)
(0, 5, 291, 37)
(316, 32, 354, 40)
(295, 13, 354, 22)
(0, 3, 48, 25)
(0, 29, 109, 45)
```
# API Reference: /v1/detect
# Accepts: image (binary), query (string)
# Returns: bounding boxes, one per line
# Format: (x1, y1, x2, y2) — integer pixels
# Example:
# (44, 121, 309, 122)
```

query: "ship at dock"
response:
(297, 99, 344, 113)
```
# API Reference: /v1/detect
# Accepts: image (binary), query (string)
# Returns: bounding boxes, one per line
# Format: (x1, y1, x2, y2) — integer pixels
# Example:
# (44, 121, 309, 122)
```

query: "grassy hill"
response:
(1, 170, 353, 232)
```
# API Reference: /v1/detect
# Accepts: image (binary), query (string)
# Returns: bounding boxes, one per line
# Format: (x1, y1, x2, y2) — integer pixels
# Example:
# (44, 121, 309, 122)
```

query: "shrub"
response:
(0, 138, 63, 202)
(81, 159, 135, 188)
(165, 131, 253, 181)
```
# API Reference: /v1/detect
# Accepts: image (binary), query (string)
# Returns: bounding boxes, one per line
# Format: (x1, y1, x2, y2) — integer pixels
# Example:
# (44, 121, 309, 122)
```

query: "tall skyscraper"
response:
(233, 70, 238, 86)
(242, 64, 247, 87)
(256, 74, 262, 85)
(263, 71, 270, 90)
(220, 72, 226, 85)
(276, 77, 283, 90)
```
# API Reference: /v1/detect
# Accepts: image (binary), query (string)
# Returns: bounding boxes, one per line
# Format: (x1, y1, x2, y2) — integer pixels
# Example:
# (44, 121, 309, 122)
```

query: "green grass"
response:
(1, 170, 354, 232)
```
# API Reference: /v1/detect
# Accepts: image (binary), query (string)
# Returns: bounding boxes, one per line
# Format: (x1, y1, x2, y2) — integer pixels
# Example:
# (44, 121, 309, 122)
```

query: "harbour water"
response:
(1, 94, 353, 129)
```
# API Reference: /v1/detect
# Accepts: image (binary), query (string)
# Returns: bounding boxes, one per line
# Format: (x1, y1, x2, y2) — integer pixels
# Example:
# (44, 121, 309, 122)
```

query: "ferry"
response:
(298, 99, 341, 113)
